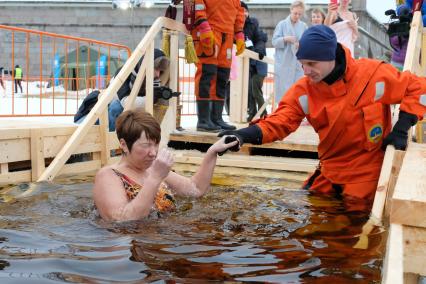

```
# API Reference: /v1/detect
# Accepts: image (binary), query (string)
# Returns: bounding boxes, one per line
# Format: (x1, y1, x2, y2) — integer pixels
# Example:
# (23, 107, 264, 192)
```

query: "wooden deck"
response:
(169, 124, 319, 153)
(382, 142, 426, 283)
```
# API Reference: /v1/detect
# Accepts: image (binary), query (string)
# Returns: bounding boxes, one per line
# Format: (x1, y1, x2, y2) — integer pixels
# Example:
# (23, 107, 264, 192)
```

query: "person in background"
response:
(108, 49, 170, 131)
(93, 109, 238, 221)
(218, 25, 426, 202)
(325, 0, 358, 56)
(311, 8, 326, 25)
(0, 67, 5, 95)
(14, 64, 23, 93)
(241, 1, 268, 121)
(272, 0, 307, 103)
(389, 3, 411, 70)
(74, 49, 171, 132)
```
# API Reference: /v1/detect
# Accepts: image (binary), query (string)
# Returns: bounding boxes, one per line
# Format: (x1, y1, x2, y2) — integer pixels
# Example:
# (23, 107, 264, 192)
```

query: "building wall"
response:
(0, 3, 390, 77)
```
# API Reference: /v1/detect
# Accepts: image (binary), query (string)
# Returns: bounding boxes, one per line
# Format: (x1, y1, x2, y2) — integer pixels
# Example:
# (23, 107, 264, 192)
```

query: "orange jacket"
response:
(255, 46, 426, 186)
(194, 0, 245, 34)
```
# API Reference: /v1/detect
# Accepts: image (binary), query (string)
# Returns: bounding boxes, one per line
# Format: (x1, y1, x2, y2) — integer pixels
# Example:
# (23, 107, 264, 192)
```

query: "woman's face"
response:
(290, 6, 304, 23)
(311, 12, 324, 25)
(340, 0, 350, 8)
(127, 132, 159, 168)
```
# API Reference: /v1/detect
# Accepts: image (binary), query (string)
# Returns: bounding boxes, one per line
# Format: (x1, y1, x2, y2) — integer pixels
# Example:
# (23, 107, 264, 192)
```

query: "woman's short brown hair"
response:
(115, 108, 161, 151)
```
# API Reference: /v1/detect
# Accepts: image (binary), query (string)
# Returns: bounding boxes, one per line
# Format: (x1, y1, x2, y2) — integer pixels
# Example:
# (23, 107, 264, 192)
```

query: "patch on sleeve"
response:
(368, 124, 383, 143)
(374, 81, 385, 101)
(298, 95, 309, 115)
(195, 4, 205, 11)
(420, 94, 426, 106)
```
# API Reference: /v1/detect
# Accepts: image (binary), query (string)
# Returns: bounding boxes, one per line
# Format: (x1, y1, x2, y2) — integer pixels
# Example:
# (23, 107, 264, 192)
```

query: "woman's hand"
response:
(209, 136, 239, 156)
(284, 36, 297, 44)
(328, 3, 338, 12)
(150, 148, 174, 180)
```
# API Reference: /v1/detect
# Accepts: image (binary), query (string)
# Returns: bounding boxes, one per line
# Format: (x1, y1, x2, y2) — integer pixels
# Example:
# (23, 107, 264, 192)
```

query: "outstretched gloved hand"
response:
(382, 110, 418, 151)
(217, 125, 263, 155)
(198, 21, 215, 55)
(235, 32, 245, 56)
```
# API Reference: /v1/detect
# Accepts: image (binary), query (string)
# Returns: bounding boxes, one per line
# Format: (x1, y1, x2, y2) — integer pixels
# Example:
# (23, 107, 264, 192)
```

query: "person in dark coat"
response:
(241, 1, 268, 121)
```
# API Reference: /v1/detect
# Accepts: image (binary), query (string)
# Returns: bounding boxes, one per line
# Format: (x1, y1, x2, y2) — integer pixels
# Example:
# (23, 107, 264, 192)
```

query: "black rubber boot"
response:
(211, 100, 236, 130)
(196, 100, 221, 132)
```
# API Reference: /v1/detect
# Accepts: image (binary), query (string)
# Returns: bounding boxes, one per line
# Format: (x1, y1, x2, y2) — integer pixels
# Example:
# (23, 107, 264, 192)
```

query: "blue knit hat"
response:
(296, 25, 337, 61)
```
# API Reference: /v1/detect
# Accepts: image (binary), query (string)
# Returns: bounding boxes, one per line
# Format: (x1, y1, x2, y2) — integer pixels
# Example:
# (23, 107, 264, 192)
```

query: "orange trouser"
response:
(192, 29, 234, 101)
(303, 170, 378, 200)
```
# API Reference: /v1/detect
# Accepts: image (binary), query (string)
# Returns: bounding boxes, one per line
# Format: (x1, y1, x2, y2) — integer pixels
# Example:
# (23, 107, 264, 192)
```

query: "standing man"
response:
(219, 25, 426, 200)
(191, 0, 245, 132)
(241, 1, 268, 121)
(14, 64, 23, 93)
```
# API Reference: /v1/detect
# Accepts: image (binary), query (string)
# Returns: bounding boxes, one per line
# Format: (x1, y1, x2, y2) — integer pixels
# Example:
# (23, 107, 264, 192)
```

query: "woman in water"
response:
(93, 108, 238, 221)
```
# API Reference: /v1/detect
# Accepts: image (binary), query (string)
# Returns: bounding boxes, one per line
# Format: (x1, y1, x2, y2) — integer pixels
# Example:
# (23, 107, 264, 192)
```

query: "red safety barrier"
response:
(0, 24, 131, 117)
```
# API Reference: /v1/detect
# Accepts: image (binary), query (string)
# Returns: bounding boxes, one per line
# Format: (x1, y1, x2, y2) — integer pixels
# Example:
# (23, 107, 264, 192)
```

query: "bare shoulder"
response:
(94, 166, 120, 187)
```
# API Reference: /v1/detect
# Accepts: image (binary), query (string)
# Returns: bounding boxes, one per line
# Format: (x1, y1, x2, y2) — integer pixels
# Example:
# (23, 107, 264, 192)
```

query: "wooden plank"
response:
(159, 31, 178, 148)
(98, 109, 110, 166)
(59, 160, 102, 176)
(172, 162, 308, 182)
(404, 12, 423, 74)
(169, 126, 318, 153)
(403, 226, 426, 275)
(43, 132, 101, 158)
(230, 55, 243, 122)
(404, 273, 419, 284)
(144, 42, 155, 115)
(0, 138, 30, 163)
(391, 143, 426, 228)
(383, 150, 405, 220)
(123, 52, 147, 110)
(173, 150, 317, 172)
(0, 170, 31, 184)
(0, 128, 30, 140)
(0, 163, 8, 174)
(30, 128, 45, 182)
(382, 223, 404, 284)
(416, 119, 426, 143)
(107, 131, 120, 150)
(241, 56, 250, 122)
(252, 102, 267, 121)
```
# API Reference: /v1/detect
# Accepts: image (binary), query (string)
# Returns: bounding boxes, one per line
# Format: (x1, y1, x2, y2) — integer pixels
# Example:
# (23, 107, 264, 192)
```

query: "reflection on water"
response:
(0, 173, 384, 283)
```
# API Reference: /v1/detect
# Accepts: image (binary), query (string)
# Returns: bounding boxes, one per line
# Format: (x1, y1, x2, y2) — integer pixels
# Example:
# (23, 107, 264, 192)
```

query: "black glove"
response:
(258, 52, 265, 60)
(217, 125, 263, 155)
(382, 110, 418, 150)
(217, 136, 239, 156)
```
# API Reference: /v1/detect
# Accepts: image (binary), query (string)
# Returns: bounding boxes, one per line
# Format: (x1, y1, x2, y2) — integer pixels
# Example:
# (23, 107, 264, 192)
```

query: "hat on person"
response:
(154, 49, 169, 71)
(296, 25, 337, 61)
(240, 1, 248, 11)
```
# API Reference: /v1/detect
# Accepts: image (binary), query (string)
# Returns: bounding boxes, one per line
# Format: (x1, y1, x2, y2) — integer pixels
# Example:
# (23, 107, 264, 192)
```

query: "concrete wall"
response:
(0, 2, 390, 78)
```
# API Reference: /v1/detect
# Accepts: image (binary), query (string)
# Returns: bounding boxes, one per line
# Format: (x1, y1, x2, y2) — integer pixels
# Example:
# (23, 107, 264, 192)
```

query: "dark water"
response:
(0, 173, 384, 283)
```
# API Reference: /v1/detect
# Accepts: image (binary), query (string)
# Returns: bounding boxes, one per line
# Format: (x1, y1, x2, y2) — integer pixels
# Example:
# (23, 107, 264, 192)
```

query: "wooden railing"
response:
(36, 17, 187, 182)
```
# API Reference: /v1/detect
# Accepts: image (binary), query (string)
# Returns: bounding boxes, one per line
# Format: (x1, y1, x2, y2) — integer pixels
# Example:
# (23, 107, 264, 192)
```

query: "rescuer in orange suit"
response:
(219, 25, 426, 200)
(190, 0, 245, 132)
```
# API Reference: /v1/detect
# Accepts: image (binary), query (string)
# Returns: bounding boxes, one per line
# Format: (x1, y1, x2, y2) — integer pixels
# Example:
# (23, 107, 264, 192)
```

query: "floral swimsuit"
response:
(112, 168, 175, 213)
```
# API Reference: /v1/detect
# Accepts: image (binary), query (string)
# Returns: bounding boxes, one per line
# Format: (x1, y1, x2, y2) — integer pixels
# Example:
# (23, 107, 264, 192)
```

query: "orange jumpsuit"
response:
(192, 0, 245, 101)
(254, 46, 426, 199)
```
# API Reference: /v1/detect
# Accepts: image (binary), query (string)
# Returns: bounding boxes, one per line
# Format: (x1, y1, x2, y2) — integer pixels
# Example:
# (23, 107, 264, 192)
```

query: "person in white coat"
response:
(272, 0, 307, 103)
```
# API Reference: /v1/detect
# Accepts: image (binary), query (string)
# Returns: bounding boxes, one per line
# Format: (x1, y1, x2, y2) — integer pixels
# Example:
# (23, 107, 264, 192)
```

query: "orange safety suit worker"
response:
(253, 45, 426, 199)
(192, 0, 245, 101)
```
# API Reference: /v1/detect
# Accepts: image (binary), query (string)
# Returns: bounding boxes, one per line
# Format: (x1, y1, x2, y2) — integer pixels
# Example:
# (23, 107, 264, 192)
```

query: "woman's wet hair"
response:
(116, 108, 161, 151)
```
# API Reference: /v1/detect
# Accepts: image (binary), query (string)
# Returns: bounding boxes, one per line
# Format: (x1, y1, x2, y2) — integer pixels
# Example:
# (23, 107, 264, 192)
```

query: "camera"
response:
(153, 86, 181, 103)
(385, 6, 412, 38)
